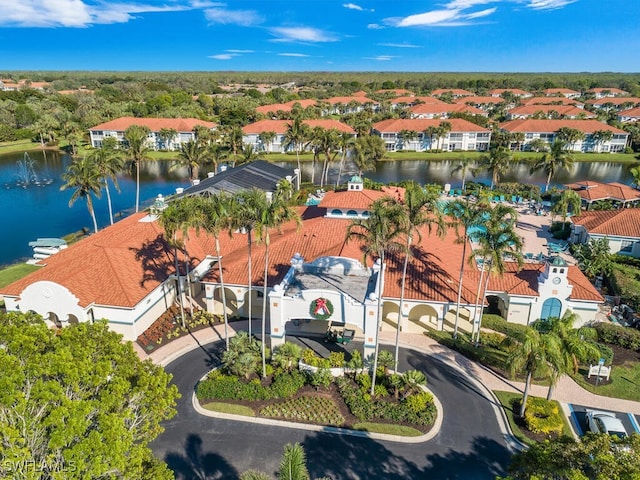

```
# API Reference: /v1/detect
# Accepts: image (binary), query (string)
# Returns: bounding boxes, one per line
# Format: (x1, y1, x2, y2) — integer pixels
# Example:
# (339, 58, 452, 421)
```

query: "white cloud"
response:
(377, 43, 420, 48)
(343, 3, 374, 12)
(465, 7, 497, 18)
(366, 55, 395, 61)
(270, 27, 337, 43)
(527, 0, 576, 10)
(0, 0, 208, 28)
(208, 53, 235, 60)
(367, 23, 384, 29)
(204, 8, 262, 26)
(278, 53, 310, 57)
(396, 9, 462, 27)
(226, 49, 254, 54)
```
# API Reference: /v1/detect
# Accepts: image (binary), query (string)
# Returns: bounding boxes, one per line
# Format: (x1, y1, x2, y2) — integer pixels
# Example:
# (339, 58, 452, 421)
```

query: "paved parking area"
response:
(568, 404, 640, 436)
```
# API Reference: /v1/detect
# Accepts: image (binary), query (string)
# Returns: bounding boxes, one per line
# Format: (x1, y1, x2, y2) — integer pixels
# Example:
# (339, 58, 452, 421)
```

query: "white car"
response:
(585, 410, 628, 439)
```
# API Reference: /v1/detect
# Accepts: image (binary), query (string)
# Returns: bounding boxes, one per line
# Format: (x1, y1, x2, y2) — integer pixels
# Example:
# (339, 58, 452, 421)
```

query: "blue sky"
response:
(0, 1, 638, 72)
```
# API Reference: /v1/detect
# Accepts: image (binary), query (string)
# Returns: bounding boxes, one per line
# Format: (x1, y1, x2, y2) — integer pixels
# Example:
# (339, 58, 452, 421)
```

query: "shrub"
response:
(481, 314, 528, 340)
(404, 391, 434, 414)
(300, 348, 331, 368)
(479, 331, 506, 349)
(328, 351, 345, 368)
(523, 397, 564, 436)
(355, 372, 372, 391)
(270, 370, 306, 398)
(373, 383, 388, 398)
(308, 368, 332, 390)
(196, 371, 271, 401)
(347, 349, 364, 371)
(594, 322, 640, 352)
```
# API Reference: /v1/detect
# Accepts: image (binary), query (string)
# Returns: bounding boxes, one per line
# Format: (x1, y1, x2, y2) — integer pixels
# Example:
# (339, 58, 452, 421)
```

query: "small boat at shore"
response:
(26, 238, 68, 263)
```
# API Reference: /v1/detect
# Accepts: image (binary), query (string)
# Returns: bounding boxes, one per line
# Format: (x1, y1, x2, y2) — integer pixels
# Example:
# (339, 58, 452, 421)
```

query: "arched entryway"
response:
(47, 312, 62, 328)
(214, 287, 238, 317)
(67, 314, 79, 325)
(406, 304, 439, 333)
(540, 298, 562, 320)
(381, 301, 400, 332)
(443, 307, 473, 333)
(486, 295, 506, 317)
(242, 289, 264, 318)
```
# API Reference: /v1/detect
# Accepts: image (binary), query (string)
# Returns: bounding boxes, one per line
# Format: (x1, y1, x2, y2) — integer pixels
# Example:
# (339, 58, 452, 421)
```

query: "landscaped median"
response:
(192, 333, 443, 442)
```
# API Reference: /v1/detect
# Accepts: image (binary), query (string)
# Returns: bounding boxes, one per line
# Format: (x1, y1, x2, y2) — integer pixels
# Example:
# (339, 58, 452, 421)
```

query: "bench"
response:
(588, 364, 611, 381)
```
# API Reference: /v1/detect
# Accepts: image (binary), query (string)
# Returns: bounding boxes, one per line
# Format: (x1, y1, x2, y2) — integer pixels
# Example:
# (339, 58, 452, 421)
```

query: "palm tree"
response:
(335, 132, 356, 188)
(158, 127, 177, 151)
(478, 146, 511, 190)
(282, 118, 309, 177)
(534, 310, 601, 400)
(448, 197, 492, 338)
(551, 188, 582, 224)
(124, 124, 151, 213)
(172, 139, 206, 182)
(201, 192, 234, 350)
(60, 156, 102, 233)
(472, 204, 523, 344)
(590, 129, 614, 152)
(278, 443, 309, 480)
(254, 189, 301, 377)
(529, 140, 575, 192)
(351, 135, 383, 176)
(226, 126, 244, 166)
(437, 121, 452, 151)
(88, 136, 123, 225)
(450, 156, 475, 192)
(630, 165, 640, 188)
(257, 130, 277, 152)
(397, 129, 418, 151)
(391, 182, 445, 366)
(346, 198, 405, 395)
(556, 127, 585, 152)
(423, 126, 438, 152)
(272, 342, 303, 372)
(238, 143, 264, 166)
(309, 127, 340, 188)
(506, 326, 563, 417)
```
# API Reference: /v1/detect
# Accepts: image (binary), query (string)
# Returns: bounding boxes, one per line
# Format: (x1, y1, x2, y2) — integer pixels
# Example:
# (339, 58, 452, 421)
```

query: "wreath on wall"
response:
(309, 297, 334, 321)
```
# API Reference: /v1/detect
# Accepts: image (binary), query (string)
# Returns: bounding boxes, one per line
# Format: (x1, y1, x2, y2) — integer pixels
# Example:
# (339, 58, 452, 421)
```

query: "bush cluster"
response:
(301, 348, 332, 369)
(523, 397, 564, 436)
(481, 314, 528, 340)
(196, 369, 306, 401)
(594, 322, 640, 352)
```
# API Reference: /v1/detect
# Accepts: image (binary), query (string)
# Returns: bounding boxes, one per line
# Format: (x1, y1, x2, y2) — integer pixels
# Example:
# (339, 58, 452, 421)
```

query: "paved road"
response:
(151, 339, 514, 480)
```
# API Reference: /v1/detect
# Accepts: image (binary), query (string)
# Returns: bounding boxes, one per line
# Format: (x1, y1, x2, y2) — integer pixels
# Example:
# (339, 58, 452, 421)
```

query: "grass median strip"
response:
(353, 422, 423, 437)
(202, 402, 255, 417)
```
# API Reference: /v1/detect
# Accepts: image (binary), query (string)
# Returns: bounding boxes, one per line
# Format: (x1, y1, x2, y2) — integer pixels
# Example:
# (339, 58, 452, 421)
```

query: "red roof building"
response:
(409, 103, 486, 118)
(489, 88, 532, 98)
(571, 209, 640, 258)
(506, 105, 596, 120)
(522, 96, 582, 107)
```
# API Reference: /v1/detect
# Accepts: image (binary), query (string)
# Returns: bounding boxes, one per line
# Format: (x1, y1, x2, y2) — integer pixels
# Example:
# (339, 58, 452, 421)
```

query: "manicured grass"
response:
(259, 396, 345, 426)
(0, 263, 40, 288)
(202, 402, 255, 417)
(571, 363, 640, 402)
(0, 140, 42, 155)
(493, 390, 574, 446)
(353, 422, 424, 437)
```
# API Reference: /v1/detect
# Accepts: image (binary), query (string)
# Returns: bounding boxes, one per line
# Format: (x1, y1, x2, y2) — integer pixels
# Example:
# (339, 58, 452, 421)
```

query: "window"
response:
(525, 133, 533, 139)
(346, 210, 358, 216)
(620, 240, 634, 253)
(331, 209, 342, 216)
(541, 298, 562, 320)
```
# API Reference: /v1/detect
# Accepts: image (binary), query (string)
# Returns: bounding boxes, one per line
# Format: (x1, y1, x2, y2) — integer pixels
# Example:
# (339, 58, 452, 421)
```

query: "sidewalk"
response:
(135, 322, 640, 416)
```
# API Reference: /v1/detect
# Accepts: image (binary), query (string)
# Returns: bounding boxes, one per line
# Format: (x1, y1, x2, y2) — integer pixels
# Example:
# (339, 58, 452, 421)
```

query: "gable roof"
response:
(255, 99, 317, 115)
(571, 209, 640, 239)
(373, 118, 490, 133)
(326, 96, 378, 105)
(619, 107, 640, 119)
(489, 88, 532, 96)
(544, 88, 580, 96)
(390, 96, 446, 105)
(522, 97, 581, 106)
(319, 186, 404, 210)
(89, 116, 217, 132)
(500, 118, 626, 134)
(507, 105, 595, 118)
(409, 103, 485, 116)
(588, 97, 640, 106)
(242, 119, 355, 135)
(564, 181, 640, 203)
(181, 160, 295, 196)
(587, 87, 629, 95)
(454, 96, 505, 105)
(431, 88, 474, 96)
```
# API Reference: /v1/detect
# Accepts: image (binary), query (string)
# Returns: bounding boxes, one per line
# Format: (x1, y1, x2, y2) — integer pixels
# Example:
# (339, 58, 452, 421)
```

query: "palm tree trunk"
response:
(104, 178, 114, 225)
(215, 237, 230, 350)
(546, 381, 555, 401)
(545, 171, 552, 193)
(173, 243, 186, 328)
(88, 197, 98, 234)
(472, 257, 487, 343)
(296, 145, 302, 180)
(520, 371, 532, 417)
(261, 234, 270, 378)
(135, 160, 140, 213)
(453, 234, 468, 339)
(310, 153, 316, 185)
(247, 229, 253, 338)
(370, 252, 385, 396)
(336, 149, 346, 188)
(395, 236, 411, 367)
(184, 254, 194, 318)
(476, 263, 492, 346)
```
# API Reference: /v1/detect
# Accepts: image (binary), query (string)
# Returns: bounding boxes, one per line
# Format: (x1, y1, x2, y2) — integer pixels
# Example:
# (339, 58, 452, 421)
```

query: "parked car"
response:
(586, 410, 627, 439)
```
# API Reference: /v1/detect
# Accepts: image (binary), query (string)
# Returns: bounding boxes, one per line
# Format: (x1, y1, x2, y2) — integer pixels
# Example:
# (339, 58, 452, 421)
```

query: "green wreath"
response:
(309, 297, 334, 321)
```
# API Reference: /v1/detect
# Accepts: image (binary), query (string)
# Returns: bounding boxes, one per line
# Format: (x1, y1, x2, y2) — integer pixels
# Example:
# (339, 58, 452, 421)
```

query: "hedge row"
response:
(594, 322, 640, 352)
(196, 369, 306, 401)
(481, 314, 528, 340)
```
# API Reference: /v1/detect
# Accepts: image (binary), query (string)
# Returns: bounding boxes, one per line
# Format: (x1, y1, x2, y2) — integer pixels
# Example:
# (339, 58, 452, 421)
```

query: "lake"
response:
(0, 150, 635, 267)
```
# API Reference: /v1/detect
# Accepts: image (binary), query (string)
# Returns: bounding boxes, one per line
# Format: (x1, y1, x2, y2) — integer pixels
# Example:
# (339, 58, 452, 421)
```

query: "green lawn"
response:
(571, 363, 640, 402)
(493, 390, 574, 446)
(202, 402, 255, 417)
(0, 140, 42, 155)
(353, 422, 424, 437)
(0, 263, 40, 288)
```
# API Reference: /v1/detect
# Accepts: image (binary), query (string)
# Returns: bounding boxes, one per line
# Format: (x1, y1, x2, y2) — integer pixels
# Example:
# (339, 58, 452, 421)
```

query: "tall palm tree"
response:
(556, 127, 585, 152)
(60, 156, 102, 233)
(257, 130, 277, 152)
(448, 197, 491, 338)
(335, 132, 356, 188)
(397, 129, 418, 151)
(423, 126, 438, 151)
(226, 126, 244, 167)
(310, 127, 340, 188)
(346, 198, 405, 395)
(472, 204, 523, 344)
(507, 326, 563, 417)
(238, 143, 264, 166)
(254, 189, 301, 377)
(88, 136, 123, 225)
(123, 124, 151, 213)
(437, 121, 452, 151)
(282, 118, 309, 178)
(158, 127, 177, 151)
(478, 146, 511, 190)
(351, 135, 383, 176)
(551, 188, 582, 224)
(390, 182, 445, 366)
(172, 139, 206, 182)
(533, 310, 601, 400)
(529, 139, 575, 192)
(630, 165, 640, 188)
(450, 156, 475, 192)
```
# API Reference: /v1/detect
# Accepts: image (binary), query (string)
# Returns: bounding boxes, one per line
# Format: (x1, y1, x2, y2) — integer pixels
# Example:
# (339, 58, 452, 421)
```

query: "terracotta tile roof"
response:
(255, 99, 317, 114)
(507, 105, 595, 118)
(353, 90, 369, 97)
(409, 103, 485, 116)
(619, 107, 640, 119)
(376, 89, 414, 96)
(571, 209, 640, 238)
(326, 96, 378, 105)
(242, 119, 355, 135)
(544, 88, 580, 96)
(319, 186, 404, 210)
(588, 97, 640, 106)
(500, 118, 626, 134)
(522, 97, 581, 106)
(373, 118, 490, 133)
(391, 96, 446, 105)
(454, 96, 505, 105)
(489, 88, 532, 96)
(431, 88, 474, 96)
(565, 181, 640, 202)
(89, 117, 217, 132)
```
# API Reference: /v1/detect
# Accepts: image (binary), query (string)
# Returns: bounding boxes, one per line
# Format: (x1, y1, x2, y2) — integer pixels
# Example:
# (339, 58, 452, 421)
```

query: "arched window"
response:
(560, 268, 565, 274)
(331, 209, 342, 216)
(541, 298, 562, 320)
(552, 268, 557, 273)
(346, 210, 358, 216)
